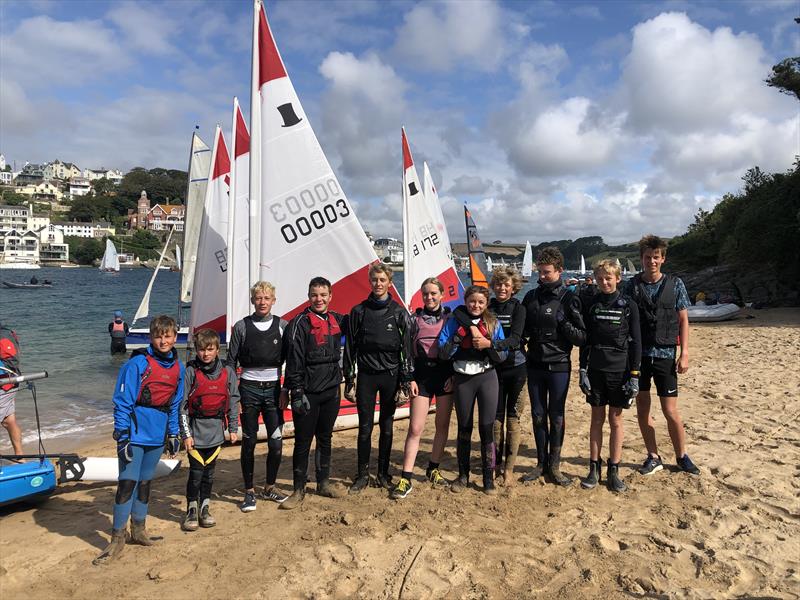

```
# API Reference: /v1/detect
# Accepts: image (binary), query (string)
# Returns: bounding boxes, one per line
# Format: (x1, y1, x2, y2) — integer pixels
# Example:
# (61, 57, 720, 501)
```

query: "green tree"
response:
(0, 189, 30, 206)
(766, 57, 800, 101)
(66, 236, 104, 265)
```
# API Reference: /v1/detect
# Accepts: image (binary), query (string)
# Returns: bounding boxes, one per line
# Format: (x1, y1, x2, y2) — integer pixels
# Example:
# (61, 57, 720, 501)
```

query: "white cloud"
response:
(106, 1, 177, 56)
(392, 0, 508, 72)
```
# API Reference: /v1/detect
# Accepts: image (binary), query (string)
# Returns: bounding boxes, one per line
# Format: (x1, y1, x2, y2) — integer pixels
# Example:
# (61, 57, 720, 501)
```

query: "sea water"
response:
(0, 267, 539, 453)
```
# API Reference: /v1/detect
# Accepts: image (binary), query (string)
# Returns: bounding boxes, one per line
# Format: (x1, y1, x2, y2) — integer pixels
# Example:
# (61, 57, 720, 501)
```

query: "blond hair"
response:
(490, 266, 523, 294)
(250, 280, 275, 301)
(594, 258, 621, 279)
(369, 263, 394, 281)
(421, 277, 444, 293)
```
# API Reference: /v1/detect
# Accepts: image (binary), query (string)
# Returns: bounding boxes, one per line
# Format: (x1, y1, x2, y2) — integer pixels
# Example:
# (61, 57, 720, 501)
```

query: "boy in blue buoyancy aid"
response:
(179, 328, 239, 531)
(94, 315, 184, 565)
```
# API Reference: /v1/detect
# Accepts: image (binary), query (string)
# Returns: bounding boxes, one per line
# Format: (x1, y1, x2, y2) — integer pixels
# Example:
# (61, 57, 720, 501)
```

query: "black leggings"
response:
(292, 387, 341, 488)
(356, 371, 399, 474)
(186, 446, 219, 502)
(527, 368, 570, 465)
(454, 369, 499, 476)
(240, 382, 283, 490)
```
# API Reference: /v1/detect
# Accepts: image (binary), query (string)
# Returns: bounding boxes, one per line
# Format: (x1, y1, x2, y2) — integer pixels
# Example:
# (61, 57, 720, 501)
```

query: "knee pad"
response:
(115, 479, 136, 504)
(533, 415, 547, 429)
(137, 480, 151, 504)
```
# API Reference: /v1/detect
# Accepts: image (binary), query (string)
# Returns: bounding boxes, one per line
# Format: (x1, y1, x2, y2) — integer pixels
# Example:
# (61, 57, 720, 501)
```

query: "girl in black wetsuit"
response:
(438, 286, 507, 494)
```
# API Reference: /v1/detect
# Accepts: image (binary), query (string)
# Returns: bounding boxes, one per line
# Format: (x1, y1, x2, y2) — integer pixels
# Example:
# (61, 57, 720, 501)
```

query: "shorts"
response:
(0, 389, 16, 422)
(639, 357, 678, 397)
(414, 360, 454, 398)
(586, 369, 629, 409)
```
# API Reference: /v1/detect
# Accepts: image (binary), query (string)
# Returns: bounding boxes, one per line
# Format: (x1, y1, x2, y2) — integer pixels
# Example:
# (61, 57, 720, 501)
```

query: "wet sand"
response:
(1, 308, 798, 599)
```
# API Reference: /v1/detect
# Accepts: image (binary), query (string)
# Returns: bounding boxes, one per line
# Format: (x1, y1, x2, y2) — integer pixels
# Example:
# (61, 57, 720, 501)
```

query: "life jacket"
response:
(413, 307, 449, 360)
(529, 286, 568, 344)
(0, 326, 20, 392)
(188, 367, 229, 418)
(306, 311, 342, 365)
(586, 293, 631, 352)
(458, 319, 490, 350)
(630, 274, 679, 346)
(136, 354, 180, 411)
(490, 297, 525, 369)
(357, 302, 403, 353)
(239, 316, 282, 368)
(111, 319, 126, 339)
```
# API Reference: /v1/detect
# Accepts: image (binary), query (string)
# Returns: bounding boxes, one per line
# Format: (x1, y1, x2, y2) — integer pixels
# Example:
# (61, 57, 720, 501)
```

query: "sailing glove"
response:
(166, 436, 180, 456)
(344, 381, 356, 402)
(117, 441, 133, 464)
(579, 368, 591, 396)
(291, 390, 311, 416)
(623, 377, 639, 408)
(394, 383, 411, 407)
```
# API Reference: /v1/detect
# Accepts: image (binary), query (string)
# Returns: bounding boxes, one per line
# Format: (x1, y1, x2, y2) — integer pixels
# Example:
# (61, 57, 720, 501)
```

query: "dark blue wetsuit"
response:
(521, 280, 586, 474)
(111, 346, 184, 529)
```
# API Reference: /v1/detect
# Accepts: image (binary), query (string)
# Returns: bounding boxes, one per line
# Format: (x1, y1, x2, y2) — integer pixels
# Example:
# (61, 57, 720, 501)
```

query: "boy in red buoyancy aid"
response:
(94, 315, 184, 565)
(179, 329, 239, 531)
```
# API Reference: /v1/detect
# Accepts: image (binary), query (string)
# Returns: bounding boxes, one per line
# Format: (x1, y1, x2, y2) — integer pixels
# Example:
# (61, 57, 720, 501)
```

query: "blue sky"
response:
(1, 0, 797, 244)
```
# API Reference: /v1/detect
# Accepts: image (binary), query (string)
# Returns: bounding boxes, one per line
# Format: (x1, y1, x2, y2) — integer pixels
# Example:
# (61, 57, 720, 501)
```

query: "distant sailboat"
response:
(99, 239, 120, 273)
(626, 258, 636, 274)
(464, 205, 489, 287)
(180, 132, 212, 304)
(402, 128, 463, 311)
(487, 256, 494, 272)
(580, 254, 586, 275)
(522, 240, 533, 279)
(175, 245, 182, 270)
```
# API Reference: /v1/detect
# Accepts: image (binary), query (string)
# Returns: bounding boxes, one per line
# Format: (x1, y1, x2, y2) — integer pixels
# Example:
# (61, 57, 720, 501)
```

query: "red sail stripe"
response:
(258, 4, 287, 86)
(212, 130, 231, 180)
(401, 128, 414, 170)
(234, 105, 250, 159)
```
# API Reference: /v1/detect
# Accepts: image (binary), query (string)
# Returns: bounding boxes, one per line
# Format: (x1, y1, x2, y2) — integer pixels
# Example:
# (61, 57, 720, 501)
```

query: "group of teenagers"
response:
(94, 233, 700, 565)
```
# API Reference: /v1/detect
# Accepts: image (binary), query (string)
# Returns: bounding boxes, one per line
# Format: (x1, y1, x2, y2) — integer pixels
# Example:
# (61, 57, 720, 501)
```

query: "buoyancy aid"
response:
(631, 274, 679, 346)
(529, 287, 567, 344)
(587, 293, 631, 352)
(0, 327, 20, 392)
(306, 311, 341, 365)
(414, 308, 448, 360)
(136, 354, 180, 411)
(189, 367, 229, 418)
(111, 319, 126, 339)
(239, 316, 282, 368)
(357, 300, 403, 353)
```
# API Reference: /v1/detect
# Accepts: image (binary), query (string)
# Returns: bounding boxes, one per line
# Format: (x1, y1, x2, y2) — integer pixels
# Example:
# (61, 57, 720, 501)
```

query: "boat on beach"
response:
(687, 303, 741, 322)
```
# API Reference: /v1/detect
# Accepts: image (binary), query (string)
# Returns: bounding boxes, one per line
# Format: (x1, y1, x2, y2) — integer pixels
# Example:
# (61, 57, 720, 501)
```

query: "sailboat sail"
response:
(175, 245, 182, 271)
(402, 129, 463, 311)
(422, 162, 452, 258)
(464, 205, 489, 287)
(227, 98, 251, 336)
(522, 241, 532, 278)
(250, 1, 393, 318)
(626, 258, 636, 274)
(486, 256, 494, 271)
(190, 125, 230, 336)
(580, 254, 586, 275)
(180, 132, 212, 303)
(133, 227, 174, 323)
(99, 239, 119, 272)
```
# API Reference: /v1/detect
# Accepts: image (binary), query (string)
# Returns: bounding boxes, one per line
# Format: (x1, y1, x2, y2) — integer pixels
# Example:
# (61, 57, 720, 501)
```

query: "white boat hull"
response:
(0, 263, 40, 270)
(687, 303, 741, 322)
(61, 458, 181, 483)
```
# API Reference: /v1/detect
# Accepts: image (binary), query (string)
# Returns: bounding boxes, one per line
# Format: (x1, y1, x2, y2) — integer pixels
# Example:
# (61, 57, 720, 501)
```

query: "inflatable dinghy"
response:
(687, 303, 741, 322)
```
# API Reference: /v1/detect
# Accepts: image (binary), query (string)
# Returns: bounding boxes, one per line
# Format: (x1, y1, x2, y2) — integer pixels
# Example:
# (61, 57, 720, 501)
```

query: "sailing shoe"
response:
(240, 491, 257, 512)
(391, 477, 413, 500)
(375, 472, 394, 490)
(130, 520, 159, 546)
(581, 460, 601, 490)
(92, 529, 127, 565)
(677, 454, 700, 475)
(607, 463, 627, 493)
(638, 455, 664, 476)
(316, 479, 338, 498)
(450, 475, 469, 494)
(521, 465, 545, 483)
(348, 474, 370, 495)
(279, 487, 306, 510)
(181, 501, 199, 532)
(427, 468, 450, 488)
(482, 472, 497, 496)
(262, 485, 289, 504)
(199, 499, 216, 528)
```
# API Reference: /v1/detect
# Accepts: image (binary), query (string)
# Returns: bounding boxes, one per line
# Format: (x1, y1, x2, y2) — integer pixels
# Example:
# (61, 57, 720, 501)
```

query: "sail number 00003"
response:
(269, 179, 350, 244)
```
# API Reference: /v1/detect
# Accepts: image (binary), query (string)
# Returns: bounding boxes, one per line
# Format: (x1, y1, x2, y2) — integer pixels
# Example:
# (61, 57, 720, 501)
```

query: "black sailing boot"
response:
(92, 528, 127, 565)
(280, 484, 306, 510)
(581, 459, 602, 490)
(548, 446, 573, 486)
(450, 436, 471, 493)
(481, 441, 497, 495)
(607, 462, 627, 493)
(348, 465, 370, 495)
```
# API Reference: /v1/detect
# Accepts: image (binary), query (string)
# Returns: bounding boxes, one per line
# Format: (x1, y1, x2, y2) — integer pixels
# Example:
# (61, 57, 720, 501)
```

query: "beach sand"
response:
(1, 308, 798, 599)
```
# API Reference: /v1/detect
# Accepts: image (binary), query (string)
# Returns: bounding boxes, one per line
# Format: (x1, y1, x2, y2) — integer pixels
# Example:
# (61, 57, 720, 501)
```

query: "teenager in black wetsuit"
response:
(521, 246, 586, 486)
(344, 264, 414, 493)
(280, 277, 347, 509)
(578, 259, 641, 493)
(439, 285, 507, 494)
(488, 267, 526, 486)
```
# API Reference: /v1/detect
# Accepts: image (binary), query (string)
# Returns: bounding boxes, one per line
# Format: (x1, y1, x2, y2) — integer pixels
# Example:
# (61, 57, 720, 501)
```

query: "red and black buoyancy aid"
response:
(188, 368, 229, 418)
(136, 354, 180, 411)
(0, 326, 20, 392)
(454, 319, 492, 362)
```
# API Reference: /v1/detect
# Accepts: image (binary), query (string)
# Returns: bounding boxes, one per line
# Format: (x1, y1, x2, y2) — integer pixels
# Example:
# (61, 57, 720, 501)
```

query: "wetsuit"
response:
(108, 319, 129, 354)
(226, 314, 288, 491)
(580, 292, 642, 407)
(344, 293, 414, 481)
(521, 279, 586, 473)
(438, 311, 507, 487)
(487, 298, 527, 476)
(111, 345, 184, 530)
(180, 357, 239, 506)
(284, 308, 346, 491)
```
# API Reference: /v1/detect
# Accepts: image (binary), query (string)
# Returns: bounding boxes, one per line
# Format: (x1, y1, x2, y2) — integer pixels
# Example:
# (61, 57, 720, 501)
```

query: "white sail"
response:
(580, 254, 586, 275)
(99, 239, 119, 272)
(402, 130, 463, 310)
(180, 132, 212, 303)
(133, 227, 174, 323)
(487, 255, 494, 271)
(522, 240, 532, 278)
(250, 0, 391, 318)
(422, 162, 453, 257)
(190, 125, 230, 336)
(227, 98, 251, 337)
(175, 245, 182, 270)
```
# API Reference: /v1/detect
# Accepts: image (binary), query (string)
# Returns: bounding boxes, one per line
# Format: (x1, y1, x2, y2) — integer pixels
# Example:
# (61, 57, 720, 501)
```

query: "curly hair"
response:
(490, 266, 523, 294)
(535, 246, 564, 271)
(638, 234, 668, 258)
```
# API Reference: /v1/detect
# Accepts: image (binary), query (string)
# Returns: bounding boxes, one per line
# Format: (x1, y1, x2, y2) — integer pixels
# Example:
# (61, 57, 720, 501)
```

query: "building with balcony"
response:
(0, 228, 40, 264)
(69, 177, 92, 197)
(373, 237, 404, 264)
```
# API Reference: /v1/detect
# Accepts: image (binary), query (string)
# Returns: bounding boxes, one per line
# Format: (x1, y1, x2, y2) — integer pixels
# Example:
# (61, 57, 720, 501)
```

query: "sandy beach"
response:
(1, 308, 798, 599)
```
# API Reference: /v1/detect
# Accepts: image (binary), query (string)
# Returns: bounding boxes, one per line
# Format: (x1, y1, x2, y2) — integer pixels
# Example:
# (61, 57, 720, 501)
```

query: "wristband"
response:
(629, 370, 640, 376)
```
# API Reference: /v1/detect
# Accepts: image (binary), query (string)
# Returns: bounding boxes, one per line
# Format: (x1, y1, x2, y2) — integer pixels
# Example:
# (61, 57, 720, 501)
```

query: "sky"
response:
(1, 0, 798, 245)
